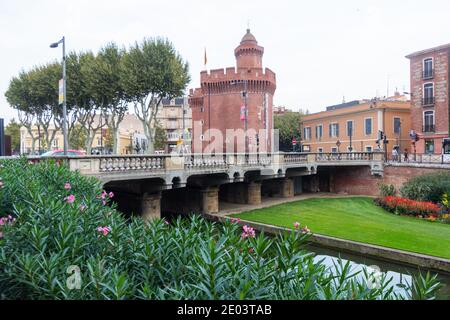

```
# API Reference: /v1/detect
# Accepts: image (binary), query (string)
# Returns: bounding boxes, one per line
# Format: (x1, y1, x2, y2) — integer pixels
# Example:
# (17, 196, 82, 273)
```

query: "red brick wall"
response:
(329, 165, 449, 196)
(409, 48, 449, 154)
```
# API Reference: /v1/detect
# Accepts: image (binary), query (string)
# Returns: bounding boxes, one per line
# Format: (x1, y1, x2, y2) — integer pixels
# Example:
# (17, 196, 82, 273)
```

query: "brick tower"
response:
(189, 29, 277, 153)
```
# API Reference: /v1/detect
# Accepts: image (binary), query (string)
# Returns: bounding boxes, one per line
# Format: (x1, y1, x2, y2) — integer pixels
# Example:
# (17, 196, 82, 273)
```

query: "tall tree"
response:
(274, 111, 303, 152)
(66, 51, 103, 154)
(85, 42, 127, 154)
(5, 71, 39, 154)
(5, 118, 21, 153)
(120, 38, 190, 153)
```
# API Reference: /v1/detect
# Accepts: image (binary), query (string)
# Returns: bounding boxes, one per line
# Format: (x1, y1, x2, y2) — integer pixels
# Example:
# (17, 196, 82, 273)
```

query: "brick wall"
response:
(329, 165, 449, 196)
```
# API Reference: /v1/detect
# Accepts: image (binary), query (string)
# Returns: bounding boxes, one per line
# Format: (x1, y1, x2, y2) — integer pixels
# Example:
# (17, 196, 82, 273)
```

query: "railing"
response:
(315, 152, 373, 161)
(283, 153, 308, 163)
(422, 69, 434, 79)
(422, 97, 435, 106)
(184, 154, 228, 169)
(99, 155, 166, 172)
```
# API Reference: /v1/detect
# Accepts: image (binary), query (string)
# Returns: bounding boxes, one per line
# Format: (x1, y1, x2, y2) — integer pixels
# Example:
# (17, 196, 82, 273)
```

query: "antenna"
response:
(386, 74, 390, 98)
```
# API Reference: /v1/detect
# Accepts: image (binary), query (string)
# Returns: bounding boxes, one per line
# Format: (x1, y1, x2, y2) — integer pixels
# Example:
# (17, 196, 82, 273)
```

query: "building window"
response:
(364, 118, 372, 135)
(423, 83, 434, 106)
(52, 139, 59, 148)
(315, 125, 323, 139)
(329, 123, 339, 137)
(317, 147, 323, 153)
(304, 127, 311, 140)
(200, 134, 205, 141)
(425, 140, 434, 154)
(331, 147, 338, 153)
(393, 117, 401, 134)
(423, 58, 433, 79)
(302, 145, 311, 152)
(365, 146, 373, 152)
(423, 111, 435, 132)
(200, 107, 204, 112)
(346, 120, 353, 137)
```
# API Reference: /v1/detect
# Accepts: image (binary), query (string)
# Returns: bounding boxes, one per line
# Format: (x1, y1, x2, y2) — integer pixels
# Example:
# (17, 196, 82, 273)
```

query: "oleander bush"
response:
(400, 172, 450, 203)
(0, 158, 441, 300)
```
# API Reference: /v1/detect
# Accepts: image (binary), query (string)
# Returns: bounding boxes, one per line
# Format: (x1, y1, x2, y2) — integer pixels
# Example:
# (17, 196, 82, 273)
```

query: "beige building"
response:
(20, 97, 192, 155)
(300, 93, 411, 155)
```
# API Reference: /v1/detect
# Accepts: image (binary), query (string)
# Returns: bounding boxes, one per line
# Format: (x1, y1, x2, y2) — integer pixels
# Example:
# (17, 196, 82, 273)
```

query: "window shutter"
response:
(329, 124, 332, 137)
(336, 124, 339, 137)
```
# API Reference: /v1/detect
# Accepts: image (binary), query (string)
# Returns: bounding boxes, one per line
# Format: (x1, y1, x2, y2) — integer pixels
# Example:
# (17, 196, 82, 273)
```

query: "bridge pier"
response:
(201, 186, 219, 214)
(281, 178, 294, 198)
(142, 192, 162, 221)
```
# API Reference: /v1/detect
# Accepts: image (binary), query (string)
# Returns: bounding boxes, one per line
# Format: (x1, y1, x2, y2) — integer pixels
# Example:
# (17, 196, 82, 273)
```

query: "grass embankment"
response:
(231, 197, 450, 259)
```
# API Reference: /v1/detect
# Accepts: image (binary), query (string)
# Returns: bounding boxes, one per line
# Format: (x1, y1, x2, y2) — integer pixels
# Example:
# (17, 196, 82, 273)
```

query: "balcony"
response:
(422, 124, 435, 133)
(422, 69, 434, 80)
(421, 97, 435, 107)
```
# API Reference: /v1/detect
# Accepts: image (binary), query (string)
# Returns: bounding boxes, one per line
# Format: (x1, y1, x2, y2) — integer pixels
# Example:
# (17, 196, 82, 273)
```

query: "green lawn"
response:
(231, 197, 450, 259)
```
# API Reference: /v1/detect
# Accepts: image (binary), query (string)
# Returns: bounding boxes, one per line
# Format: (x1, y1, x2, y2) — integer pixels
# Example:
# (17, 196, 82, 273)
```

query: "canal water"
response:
(305, 243, 450, 300)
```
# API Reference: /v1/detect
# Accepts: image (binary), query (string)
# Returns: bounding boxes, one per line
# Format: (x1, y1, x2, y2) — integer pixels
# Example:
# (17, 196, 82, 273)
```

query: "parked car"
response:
(41, 149, 85, 157)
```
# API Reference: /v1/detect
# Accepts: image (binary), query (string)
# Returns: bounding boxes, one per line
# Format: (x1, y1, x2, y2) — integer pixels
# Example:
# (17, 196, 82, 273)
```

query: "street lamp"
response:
(336, 139, 341, 153)
(50, 36, 68, 156)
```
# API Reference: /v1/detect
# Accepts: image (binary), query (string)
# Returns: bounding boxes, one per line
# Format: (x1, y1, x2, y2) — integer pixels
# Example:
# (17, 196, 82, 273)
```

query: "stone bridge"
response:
(57, 151, 384, 220)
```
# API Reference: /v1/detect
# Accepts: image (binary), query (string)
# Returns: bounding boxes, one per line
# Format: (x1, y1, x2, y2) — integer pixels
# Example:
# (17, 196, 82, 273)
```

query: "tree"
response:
(274, 111, 303, 152)
(5, 118, 21, 153)
(120, 38, 190, 153)
(153, 121, 167, 151)
(85, 42, 128, 154)
(66, 51, 104, 154)
(69, 124, 87, 151)
(5, 71, 39, 154)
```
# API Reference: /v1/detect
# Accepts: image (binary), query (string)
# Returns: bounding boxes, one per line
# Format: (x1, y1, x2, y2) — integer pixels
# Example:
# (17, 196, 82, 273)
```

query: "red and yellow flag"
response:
(204, 47, 207, 67)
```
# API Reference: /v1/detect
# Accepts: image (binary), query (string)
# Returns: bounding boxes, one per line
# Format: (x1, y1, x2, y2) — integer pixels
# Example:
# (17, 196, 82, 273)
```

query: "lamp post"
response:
(50, 36, 68, 156)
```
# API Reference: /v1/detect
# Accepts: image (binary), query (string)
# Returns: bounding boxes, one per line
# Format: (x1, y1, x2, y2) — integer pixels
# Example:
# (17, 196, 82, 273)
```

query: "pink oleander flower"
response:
(96, 226, 111, 236)
(0, 218, 7, 226)
(164, 220, 170, 225)
(241, 225, 256, 239)
(65, 194, 75, 204)
(102, 200, 107, 206)
(100, 191, 107, 199)
(294, 221, 300, 229)
(108, 192, 114, 199)
(64, 182, 71, 190)
(230, 217, 241, 224)
(78, 204, 87, 211)
(301, 226, 310, 234)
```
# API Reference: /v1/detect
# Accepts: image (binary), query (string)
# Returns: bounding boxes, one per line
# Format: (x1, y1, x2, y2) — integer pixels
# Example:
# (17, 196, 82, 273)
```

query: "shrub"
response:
(378, 183, 396, 197)
(375, 196, 441, 218)
(0, 158, 441, 300)
(400, 172, 450, 203)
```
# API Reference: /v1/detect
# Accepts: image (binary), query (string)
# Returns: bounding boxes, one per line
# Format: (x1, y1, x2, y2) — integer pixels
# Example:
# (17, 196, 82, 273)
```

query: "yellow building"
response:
(300, 94, 411, 155)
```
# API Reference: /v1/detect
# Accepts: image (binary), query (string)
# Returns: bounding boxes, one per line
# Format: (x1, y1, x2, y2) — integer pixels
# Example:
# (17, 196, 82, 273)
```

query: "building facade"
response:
(189, 29, 276, 153)
(300, 97, 411, 155)
(157, 97, 192, 153)
(406, 43, 450, 154)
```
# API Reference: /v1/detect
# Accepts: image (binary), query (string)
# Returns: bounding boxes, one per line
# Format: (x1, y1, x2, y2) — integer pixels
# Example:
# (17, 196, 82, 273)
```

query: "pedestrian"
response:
(404, 148, 409, 162)
(392, 148, 398, 162)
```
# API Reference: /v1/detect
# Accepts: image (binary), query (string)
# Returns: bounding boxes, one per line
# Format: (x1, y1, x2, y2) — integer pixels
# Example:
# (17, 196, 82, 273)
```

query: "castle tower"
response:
(189, 29, 276, 153)
(234, 29, 264, 70)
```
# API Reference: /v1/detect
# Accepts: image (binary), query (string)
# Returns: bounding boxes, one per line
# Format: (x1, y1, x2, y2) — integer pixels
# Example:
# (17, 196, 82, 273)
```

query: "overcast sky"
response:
(1, 0, 450, 125)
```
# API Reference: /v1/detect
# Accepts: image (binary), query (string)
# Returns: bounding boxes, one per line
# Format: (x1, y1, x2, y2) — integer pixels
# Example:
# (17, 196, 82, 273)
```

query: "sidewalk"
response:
(218, 193, 373, 217)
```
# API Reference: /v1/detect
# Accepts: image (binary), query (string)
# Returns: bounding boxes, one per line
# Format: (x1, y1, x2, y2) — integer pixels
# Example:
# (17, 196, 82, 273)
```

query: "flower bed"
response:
(374, 196, 441, 219)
